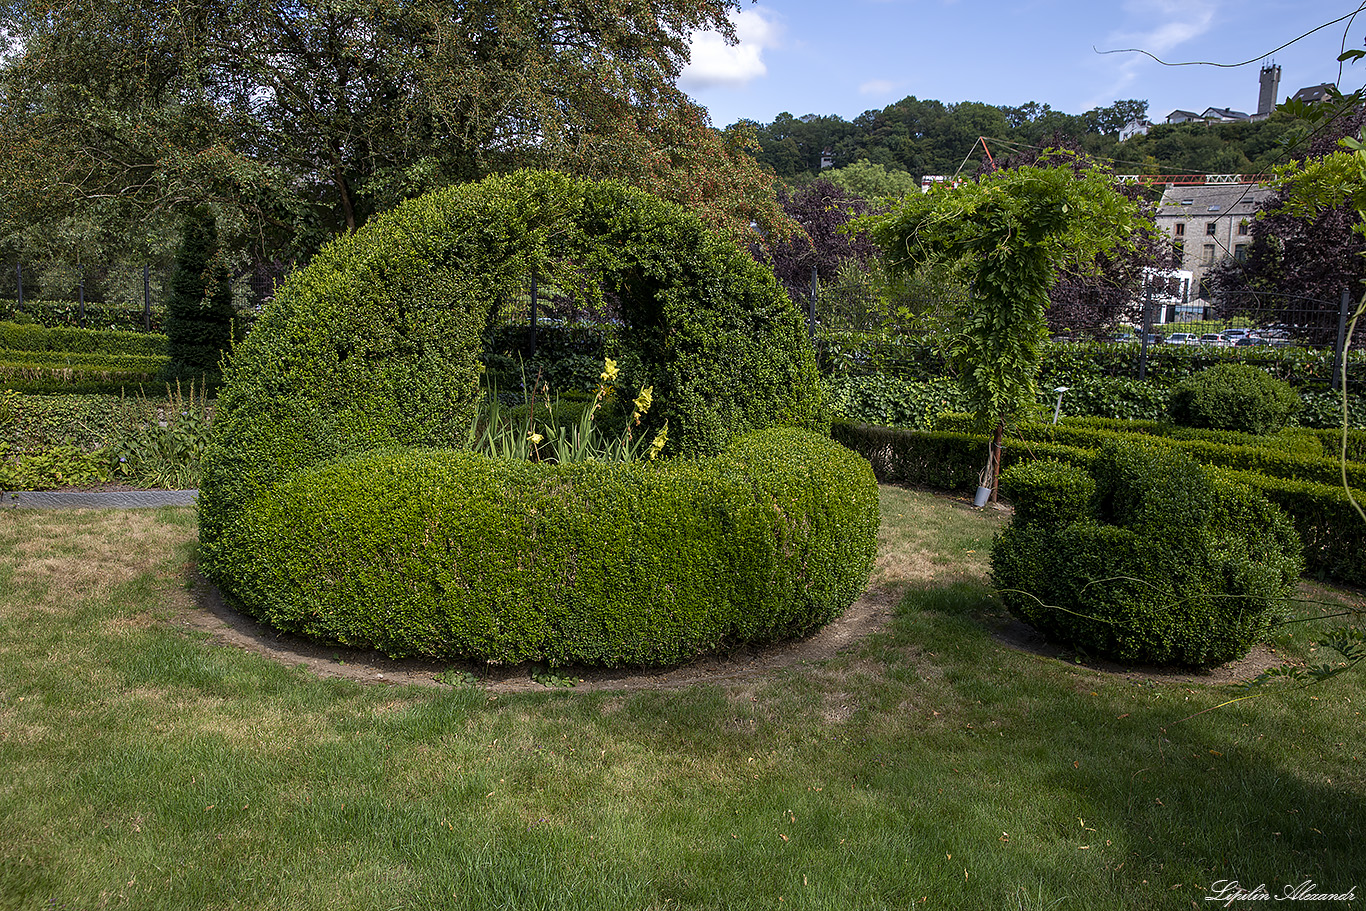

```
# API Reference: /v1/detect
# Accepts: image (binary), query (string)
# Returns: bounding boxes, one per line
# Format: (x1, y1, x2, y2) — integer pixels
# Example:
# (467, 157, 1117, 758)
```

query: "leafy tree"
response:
(0, 0, 789, 262)
(765, 178, 879, 303)
(823, 160, 921, 201)
(860, 156, 1142, 497)
(164, 209, 234, 381)
(978, 135, 1176, 336)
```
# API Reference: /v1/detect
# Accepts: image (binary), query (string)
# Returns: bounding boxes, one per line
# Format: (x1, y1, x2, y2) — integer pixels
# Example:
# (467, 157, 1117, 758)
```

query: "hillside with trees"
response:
(742, 98, 1300, 186)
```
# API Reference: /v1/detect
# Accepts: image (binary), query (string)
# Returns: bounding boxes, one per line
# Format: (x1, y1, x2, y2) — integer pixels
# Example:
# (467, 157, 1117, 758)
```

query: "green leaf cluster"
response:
(859, 159, 1143, 430)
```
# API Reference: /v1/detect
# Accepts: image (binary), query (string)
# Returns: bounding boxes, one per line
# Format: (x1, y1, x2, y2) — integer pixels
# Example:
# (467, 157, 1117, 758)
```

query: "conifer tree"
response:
(164, 211, 234, 381)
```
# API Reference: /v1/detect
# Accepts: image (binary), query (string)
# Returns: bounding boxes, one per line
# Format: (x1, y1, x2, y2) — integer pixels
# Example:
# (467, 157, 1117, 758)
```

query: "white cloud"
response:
(859, 79, 898, 96)
(1093, 0, 1219, 106)
(680, 9, 781, 89)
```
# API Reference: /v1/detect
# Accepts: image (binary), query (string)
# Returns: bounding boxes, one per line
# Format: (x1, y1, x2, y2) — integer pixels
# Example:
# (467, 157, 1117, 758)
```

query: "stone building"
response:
(1153, 183, 1274, 301)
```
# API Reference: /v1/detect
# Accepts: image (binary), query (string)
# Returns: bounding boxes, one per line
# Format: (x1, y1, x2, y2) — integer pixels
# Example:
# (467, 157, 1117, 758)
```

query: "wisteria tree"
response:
(977, 135, 1175, 337)
(861, 156, 1142, 497)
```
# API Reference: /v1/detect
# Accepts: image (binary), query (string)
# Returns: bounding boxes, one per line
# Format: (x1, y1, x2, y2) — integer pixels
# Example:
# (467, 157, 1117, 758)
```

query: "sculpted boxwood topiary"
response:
(199, 171, 871, 666)
(993, 441, 1302, 667)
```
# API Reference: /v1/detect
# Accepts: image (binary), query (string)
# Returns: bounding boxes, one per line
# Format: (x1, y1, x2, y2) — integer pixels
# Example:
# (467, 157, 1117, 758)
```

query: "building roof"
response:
(1201, 107, 1250, 122)
(1155, 183, 1272, 217)
(1290, 83, 1336, 104)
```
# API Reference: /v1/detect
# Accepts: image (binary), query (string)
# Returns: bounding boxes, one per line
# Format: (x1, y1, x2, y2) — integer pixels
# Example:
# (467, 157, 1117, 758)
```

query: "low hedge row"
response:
(821, 330, 1366, 389)
(218, 427, 879, 665)
(0, 360, 164, 395)
(1, 349, 166, 371)
(0, 321, 168, 356)
(929, 413, 1366, 490)
(1, 300, 165, 333)
(830, 422, 1091, 492)
(831, 420, 1366, 587)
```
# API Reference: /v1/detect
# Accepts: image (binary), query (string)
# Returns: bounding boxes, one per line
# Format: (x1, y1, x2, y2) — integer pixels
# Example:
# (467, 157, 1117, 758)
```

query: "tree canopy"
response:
(860, 157, 1143, 432)
(742, 96, 1303, 188)
(0, 0, 793, 262)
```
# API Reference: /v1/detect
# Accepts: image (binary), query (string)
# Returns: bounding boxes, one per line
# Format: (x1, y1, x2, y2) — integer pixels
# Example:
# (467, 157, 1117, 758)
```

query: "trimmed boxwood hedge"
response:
(928, 413, 1366, 489)
(831, 419, 1366, 587)
(221, 427, 878, 665)
(993, 444, 1303, 667)
(1169, 363, 1302, 435)
(0, 321, 167, 356)
(200, 172, 859, 666)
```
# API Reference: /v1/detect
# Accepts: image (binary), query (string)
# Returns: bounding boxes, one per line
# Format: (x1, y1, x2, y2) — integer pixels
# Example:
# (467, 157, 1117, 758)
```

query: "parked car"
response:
(1233, 336, 1266, 347)
(1166, 332, 1200, 346)
(1198, 333, 1224, 346)
(1220, 328, 1253, 344)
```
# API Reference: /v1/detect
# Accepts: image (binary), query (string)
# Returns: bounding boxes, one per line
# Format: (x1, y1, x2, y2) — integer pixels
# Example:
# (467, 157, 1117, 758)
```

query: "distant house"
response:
(1166, 109, 1204, 124)
(1168, 107, 1251, 125)
(1290, 83, 1336, 105)
(1200, 107, 1250, 123)
(1153, 183, 1274, 303)
(1119, 119, 1152, 141)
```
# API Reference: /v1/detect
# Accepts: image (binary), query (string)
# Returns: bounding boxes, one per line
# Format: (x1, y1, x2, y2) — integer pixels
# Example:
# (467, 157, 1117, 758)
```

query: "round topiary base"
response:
(221, 427, 878, 666)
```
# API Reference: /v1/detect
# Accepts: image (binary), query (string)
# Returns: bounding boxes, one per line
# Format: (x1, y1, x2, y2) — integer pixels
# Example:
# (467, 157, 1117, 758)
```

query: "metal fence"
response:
(0, 260, 288, 332)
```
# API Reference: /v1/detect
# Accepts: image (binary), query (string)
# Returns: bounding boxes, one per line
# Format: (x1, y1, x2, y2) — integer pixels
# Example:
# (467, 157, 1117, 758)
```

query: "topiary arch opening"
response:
(197, 171, 875, 667)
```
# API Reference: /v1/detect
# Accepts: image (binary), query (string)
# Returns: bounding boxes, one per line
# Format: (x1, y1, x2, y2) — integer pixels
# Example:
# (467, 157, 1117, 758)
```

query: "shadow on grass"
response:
(877, 583, 1364, 907)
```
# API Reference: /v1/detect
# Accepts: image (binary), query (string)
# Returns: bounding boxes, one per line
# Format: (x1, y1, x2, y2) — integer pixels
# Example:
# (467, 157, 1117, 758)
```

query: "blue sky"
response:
(679, 0, 1365, 129)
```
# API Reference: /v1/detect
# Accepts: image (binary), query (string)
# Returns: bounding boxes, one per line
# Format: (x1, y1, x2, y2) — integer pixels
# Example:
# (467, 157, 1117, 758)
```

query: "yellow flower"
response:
(600, 358, 619, 384)
(528, 432, 543, 445)
(647, 422, 668, 460)
(632, 386, 653, 420)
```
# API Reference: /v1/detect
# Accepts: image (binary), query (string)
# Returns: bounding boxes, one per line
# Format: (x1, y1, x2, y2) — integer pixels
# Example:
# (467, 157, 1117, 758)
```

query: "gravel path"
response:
(1, 489, 198, 509)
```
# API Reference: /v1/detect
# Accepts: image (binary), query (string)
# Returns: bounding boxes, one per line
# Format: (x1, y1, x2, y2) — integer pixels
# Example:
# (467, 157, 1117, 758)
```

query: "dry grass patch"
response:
(870, 486, 1003, 589)
(2, 510, 191, 613)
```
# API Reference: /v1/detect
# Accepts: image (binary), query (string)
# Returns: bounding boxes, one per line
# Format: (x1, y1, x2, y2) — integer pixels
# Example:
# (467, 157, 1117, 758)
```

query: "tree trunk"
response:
(989, 419, 1004, 503)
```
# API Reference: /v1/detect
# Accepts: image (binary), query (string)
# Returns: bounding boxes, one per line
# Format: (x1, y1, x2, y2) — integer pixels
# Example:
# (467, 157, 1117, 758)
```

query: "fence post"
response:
(143, 264, 151, 332)
(528, 272, 538, 359)
(1332, 287, 1350, 392)
(808, 266, 818, 341)
(78, 267, 86, 329)
(15, 261, 22, 312)
(1138, 282, 1152, 381)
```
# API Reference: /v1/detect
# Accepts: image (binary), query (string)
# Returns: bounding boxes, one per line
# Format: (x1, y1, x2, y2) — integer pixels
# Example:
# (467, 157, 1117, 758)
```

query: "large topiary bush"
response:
(992, 442, 1302, 667)
(199, 171, 864, 666)
(1168, 363, 1301, 435)
(216, 427, 877, 665)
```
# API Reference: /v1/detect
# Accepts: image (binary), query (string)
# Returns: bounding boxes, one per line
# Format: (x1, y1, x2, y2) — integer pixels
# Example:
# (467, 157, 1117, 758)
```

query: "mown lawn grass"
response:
(0, 488, 1361, 911)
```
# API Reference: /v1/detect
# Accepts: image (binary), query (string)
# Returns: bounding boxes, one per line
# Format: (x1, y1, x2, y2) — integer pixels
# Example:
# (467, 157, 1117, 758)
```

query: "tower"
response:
(1258, 63, 1281, 116)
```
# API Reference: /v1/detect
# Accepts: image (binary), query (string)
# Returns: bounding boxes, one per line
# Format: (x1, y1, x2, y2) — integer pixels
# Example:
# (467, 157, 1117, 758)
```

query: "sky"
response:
(678, 0, 1366, 130)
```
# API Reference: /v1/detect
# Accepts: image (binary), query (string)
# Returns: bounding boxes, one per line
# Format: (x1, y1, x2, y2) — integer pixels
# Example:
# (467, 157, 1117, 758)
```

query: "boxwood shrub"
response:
(200, 172, 856, 666)
(219, 427, 877, 665)
(1168, 363, 1302, 435)
(993, 442, 1303, 667)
